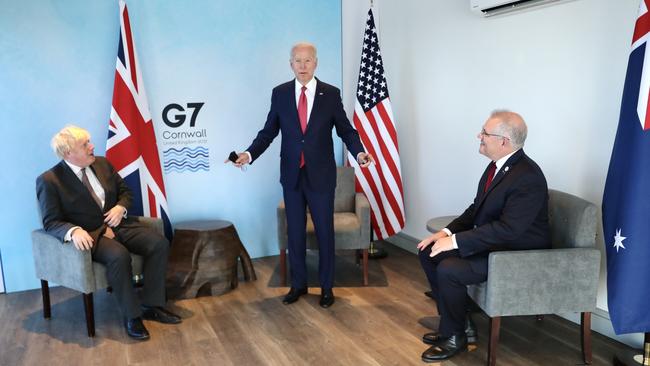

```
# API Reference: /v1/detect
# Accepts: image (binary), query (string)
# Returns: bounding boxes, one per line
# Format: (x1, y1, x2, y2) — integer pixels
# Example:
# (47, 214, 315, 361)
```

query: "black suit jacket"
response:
(36, 157, 132, 242)
(446, 149, 551, 275)
(246, 78, 364, 192)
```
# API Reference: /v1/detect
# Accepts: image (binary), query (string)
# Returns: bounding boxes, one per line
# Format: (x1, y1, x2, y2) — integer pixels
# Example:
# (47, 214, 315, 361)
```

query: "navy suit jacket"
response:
(246, 79, 364, 192)
(446, 149, 551, 275)
(36, 157, 132, 242)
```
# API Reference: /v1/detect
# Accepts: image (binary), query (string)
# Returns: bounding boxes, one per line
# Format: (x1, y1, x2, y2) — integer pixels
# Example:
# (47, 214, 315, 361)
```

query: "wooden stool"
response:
(166, 220, 256, 299)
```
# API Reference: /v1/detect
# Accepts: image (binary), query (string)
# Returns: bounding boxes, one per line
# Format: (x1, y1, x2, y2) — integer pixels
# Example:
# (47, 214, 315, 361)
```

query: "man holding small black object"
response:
(225, 42, 373, 308)
(36, 126, 181, 341)
(416, 111, 550, 362)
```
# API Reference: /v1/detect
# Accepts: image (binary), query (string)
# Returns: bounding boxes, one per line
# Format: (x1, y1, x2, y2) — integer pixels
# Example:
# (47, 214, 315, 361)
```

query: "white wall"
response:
(342, 0, 642, 348)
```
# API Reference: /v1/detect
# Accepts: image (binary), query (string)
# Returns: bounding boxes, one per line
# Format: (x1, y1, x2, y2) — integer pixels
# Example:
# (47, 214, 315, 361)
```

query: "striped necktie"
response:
(81, 168, 103, 209)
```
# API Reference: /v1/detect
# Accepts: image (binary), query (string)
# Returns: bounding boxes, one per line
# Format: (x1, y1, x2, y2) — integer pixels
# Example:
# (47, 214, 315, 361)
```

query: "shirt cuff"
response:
(244, 151, 252, 163)
(64, 226, 81, 242)
(451, 234, 459, 249)
(116, 205, 128, 219)
(442, 228, 452, 236)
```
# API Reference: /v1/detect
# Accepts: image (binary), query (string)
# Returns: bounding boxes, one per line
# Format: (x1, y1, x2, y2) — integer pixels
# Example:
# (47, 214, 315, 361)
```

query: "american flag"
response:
(106, 0, 171, 236)
(602, 0, 650, 335)
(347, 9, 405, 239)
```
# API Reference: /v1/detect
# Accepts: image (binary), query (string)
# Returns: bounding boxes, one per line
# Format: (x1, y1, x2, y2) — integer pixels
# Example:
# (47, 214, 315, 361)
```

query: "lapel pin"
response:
(319, 92, 324, 95)
(504, 166, 509, 172)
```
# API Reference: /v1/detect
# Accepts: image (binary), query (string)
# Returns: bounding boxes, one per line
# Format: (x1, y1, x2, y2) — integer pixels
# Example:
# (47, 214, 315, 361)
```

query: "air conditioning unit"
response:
(470, 0, 573, 17)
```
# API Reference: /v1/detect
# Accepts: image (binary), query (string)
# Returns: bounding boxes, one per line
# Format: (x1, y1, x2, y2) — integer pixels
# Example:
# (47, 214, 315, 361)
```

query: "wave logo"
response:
(163, 146, 210, 173)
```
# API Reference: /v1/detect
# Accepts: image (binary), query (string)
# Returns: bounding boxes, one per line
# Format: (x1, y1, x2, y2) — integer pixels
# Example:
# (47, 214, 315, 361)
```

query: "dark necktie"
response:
(484, 162, 497, 192)
(298, 86, 307, 168)
(81, 168, 103, 208)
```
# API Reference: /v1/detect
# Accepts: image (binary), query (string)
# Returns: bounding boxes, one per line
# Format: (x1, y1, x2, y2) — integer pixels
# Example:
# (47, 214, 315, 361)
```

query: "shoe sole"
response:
(421, 346, 467, 362)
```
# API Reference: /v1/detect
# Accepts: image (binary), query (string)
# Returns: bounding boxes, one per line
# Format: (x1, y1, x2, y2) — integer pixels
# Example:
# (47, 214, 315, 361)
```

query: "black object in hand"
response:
(228, 151, 239, 163)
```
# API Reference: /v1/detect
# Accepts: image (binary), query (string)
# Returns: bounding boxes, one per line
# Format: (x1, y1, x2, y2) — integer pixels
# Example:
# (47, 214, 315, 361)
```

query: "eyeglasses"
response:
(479, 129, 509, 140)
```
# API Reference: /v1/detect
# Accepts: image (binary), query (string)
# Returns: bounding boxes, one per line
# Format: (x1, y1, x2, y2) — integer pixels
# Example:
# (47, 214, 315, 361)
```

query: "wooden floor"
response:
(0, 243, 631, 365)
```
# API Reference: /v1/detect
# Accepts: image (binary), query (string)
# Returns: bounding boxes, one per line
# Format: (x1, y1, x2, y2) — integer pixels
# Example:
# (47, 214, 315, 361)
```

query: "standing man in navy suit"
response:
(228, 42, 373, 308)
(416, 111, 551, 362)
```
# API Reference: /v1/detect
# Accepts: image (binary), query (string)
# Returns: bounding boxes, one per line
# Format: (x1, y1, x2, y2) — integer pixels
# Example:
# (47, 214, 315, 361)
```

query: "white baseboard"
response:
(384, 232, 645, 349)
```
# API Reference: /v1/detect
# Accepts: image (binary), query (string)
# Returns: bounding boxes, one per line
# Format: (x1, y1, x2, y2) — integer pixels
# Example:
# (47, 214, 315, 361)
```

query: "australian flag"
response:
(106, 0, 172, 238)
(602, 0, 650, 335)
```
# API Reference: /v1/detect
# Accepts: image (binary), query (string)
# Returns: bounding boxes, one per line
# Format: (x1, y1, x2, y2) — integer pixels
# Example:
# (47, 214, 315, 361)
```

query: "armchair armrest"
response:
(477, 247, 600, 316)
(355, 193, 370, 243)
(31, 229, 96, 293)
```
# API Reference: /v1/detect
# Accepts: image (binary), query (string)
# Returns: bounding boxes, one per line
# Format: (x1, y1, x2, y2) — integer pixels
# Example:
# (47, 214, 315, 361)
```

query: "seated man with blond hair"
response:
(36, 125, 181, 340)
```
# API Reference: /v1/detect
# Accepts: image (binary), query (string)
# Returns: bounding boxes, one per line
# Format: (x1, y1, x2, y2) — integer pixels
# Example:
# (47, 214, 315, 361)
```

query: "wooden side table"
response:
(166, 220, 256, 299)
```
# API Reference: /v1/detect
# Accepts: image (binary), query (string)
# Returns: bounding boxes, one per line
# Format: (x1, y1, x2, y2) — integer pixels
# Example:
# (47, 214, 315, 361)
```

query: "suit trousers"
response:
(418, 247, 486, 336)
(91, 220, 169, 319)
(282, 168, 336, 289)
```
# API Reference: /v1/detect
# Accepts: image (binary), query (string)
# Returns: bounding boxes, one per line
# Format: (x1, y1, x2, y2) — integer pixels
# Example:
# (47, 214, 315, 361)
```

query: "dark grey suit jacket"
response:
(36, 156, 132, 242)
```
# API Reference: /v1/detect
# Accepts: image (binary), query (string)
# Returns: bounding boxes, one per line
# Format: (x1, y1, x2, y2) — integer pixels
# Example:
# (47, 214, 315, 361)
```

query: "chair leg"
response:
(83, 293, 95, 337)
(40, 280, 51, 319)
(279, 249, 287, 286)
(362, 249, 369, 286)
(487, 316, 501, 366)
(581, 312, 592, 364)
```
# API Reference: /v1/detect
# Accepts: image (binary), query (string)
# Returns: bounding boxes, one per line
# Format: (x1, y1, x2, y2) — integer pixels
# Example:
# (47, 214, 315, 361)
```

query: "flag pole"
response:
(613, 333, 650, 365)
(368, 226, 387, 259)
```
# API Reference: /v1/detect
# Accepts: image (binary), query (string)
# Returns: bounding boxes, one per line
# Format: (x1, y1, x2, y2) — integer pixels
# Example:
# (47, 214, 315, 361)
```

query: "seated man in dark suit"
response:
(36, 125, 181, 341)
(416, 111, 551, 362)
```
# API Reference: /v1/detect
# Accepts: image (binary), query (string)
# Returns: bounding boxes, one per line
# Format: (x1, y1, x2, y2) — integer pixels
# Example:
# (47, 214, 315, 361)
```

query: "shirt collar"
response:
(494, 149, 519, 173)
(295, 77, 317, 94)
(64, 160, 85, 176)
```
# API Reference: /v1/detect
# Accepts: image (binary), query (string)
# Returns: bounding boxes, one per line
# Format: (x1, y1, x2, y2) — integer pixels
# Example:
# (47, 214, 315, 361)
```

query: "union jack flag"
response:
(106, 0, 171, 236)
(602, 0, 650, 334)
(347, 9, 405, 239)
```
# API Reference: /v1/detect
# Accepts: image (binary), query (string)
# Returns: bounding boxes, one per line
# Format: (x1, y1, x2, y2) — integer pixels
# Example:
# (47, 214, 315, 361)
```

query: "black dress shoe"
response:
(421, 334, 468, 362)
(319, 288, 335, 308)
(422, 315, 478, 345)
(282, 287, 307, 304)
(424, 291, 435, 300)
(141, 306, 182, 324)
(125, 317, 150, 340)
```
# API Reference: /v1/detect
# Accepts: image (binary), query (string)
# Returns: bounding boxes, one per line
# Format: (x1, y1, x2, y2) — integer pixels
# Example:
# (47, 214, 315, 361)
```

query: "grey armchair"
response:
(277, 166, 371, 286)
(426, 189, 600, 366)
(31, 216, 163, 337)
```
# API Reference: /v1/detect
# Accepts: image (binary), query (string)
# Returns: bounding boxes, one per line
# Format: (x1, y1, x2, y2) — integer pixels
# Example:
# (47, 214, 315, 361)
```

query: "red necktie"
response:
(298, 86, 308, 168)
(484, 162, 497, 192)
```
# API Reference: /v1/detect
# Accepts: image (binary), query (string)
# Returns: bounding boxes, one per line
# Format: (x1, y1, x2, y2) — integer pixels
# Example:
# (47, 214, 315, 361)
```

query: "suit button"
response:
(301, 140, 304, 143)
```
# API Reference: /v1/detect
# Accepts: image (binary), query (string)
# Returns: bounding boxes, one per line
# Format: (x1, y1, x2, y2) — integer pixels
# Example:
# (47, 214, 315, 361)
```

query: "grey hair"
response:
(51, 125, 90, 159)
(490, 109, 527, 149)
(290, 42, 317, 60)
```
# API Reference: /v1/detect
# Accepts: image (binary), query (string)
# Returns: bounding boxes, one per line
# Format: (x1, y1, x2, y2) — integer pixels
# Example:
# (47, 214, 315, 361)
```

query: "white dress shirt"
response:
(294, 77, 316, 123)
(63, 161, 106, 241)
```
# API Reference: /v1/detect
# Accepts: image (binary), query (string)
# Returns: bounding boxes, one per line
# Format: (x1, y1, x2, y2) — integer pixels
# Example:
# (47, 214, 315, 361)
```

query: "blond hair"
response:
(51, 125, 90, 159)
